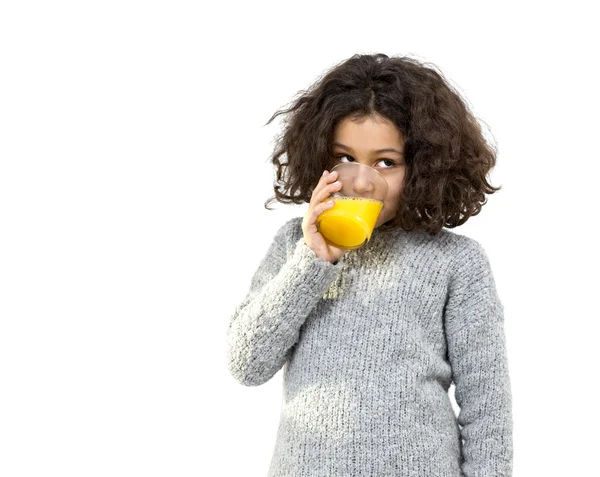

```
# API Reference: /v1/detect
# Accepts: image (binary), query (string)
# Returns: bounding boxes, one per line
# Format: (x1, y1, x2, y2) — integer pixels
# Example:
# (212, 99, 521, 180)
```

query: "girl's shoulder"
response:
(432, 227, 481, 252)
(270, 216, 305, 257)
(395, 225, 478, 253)
(397, 226, 488, 273)
(434, 228, 495, 278)
(273, 217, 489, 271)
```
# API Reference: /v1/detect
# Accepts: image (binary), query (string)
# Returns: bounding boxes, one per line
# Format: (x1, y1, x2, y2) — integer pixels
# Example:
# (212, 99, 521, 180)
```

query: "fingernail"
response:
(323, 170, 328, 176)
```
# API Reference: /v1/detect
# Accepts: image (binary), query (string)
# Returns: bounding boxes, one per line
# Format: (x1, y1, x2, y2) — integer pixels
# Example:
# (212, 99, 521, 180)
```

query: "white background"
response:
(1, 1, 598, 475)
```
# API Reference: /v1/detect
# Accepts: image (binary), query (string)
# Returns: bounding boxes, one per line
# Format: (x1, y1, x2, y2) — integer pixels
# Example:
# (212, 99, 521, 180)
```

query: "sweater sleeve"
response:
(226, 219, 344, 386)
(443, 238, 513, 477)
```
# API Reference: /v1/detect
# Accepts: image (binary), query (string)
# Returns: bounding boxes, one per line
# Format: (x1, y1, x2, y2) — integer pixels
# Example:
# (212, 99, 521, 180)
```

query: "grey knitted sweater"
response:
(226, 216, 513, 477)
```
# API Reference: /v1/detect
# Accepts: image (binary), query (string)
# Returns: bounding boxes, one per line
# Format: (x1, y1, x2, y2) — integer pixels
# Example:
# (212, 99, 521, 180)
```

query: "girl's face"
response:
(331, 113, 406, 228)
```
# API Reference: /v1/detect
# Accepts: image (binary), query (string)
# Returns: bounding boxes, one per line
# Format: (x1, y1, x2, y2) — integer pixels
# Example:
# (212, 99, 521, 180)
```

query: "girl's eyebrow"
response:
(333, 142, 404, 156)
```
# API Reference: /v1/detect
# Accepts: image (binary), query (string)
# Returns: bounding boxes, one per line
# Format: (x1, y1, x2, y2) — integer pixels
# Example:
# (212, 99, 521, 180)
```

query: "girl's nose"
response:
(352, 175, 375, 197)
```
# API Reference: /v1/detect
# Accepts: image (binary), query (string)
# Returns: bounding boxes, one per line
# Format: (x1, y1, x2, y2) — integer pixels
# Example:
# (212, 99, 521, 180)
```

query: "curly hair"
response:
(263, 53, 501, 236)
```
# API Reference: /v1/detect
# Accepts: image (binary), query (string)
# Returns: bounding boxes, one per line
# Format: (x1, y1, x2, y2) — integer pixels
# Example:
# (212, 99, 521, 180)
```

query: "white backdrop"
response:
(1, 1, 598, 475)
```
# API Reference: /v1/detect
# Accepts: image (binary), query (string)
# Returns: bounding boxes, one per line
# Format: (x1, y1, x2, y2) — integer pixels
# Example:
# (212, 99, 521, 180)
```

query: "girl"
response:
(226, 53, 512, 477)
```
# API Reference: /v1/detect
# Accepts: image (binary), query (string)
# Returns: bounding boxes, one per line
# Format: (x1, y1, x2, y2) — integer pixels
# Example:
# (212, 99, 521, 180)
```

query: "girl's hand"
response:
(302, 169, 348, 264)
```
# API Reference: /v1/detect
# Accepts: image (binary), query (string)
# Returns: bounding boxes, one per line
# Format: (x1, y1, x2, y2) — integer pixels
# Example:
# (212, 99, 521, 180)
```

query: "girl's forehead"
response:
(334, 116, 404, 147)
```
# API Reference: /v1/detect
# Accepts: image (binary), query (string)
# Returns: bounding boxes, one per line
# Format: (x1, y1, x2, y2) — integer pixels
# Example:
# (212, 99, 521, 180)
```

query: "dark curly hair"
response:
(263, 53, 501, 236)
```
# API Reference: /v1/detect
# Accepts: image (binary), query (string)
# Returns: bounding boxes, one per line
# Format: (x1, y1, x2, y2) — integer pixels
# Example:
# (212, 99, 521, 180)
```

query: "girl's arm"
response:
(226, 218, 343, 386)
(444, 238, 513, 477)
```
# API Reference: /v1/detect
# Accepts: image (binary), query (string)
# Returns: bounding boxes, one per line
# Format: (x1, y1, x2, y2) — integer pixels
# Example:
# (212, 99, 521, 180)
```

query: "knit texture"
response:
(227, 216, 513, 477)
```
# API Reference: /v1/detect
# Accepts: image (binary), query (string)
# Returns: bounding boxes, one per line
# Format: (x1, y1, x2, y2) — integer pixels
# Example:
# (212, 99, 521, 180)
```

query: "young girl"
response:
(226, 53, 513, 477)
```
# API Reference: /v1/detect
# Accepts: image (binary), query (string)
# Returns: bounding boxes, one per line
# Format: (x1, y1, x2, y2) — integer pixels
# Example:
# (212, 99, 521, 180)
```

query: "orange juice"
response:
(316, 196, 384, 250)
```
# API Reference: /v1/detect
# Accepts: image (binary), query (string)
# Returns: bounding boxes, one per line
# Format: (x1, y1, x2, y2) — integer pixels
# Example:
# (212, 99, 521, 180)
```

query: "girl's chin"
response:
(375, 209, 397, 229)
(374, 213, 387, 229)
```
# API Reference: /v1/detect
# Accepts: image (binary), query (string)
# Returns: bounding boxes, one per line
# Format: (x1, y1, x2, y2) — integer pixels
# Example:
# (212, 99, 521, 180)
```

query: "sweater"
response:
(226, 216, 513, 477)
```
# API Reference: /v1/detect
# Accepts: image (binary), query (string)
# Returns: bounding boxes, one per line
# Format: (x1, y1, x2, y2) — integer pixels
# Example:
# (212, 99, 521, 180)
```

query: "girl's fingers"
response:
(311, 199, 335, 223)
(306, 170, 339, 228)
(315, 181, 341, 206)
(312, 172, 341, 207)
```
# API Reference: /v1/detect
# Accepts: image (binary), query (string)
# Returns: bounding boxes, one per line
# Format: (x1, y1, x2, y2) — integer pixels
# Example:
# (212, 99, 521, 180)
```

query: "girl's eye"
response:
(379, 159, 396, 168)
(336, 154, 354, 164)
(335, 154, 395, 169)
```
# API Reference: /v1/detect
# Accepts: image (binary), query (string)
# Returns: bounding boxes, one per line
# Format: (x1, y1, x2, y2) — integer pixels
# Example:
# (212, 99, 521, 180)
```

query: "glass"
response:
(316, 162, 388, 250)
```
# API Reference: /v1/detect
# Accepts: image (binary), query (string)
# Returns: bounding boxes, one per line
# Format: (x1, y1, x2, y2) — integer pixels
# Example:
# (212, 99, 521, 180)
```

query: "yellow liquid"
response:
(316, 196, 384, 250)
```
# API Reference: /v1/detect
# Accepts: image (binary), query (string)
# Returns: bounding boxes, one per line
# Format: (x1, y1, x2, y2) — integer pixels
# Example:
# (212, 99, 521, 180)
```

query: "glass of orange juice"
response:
(316, 162, 388, 250)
